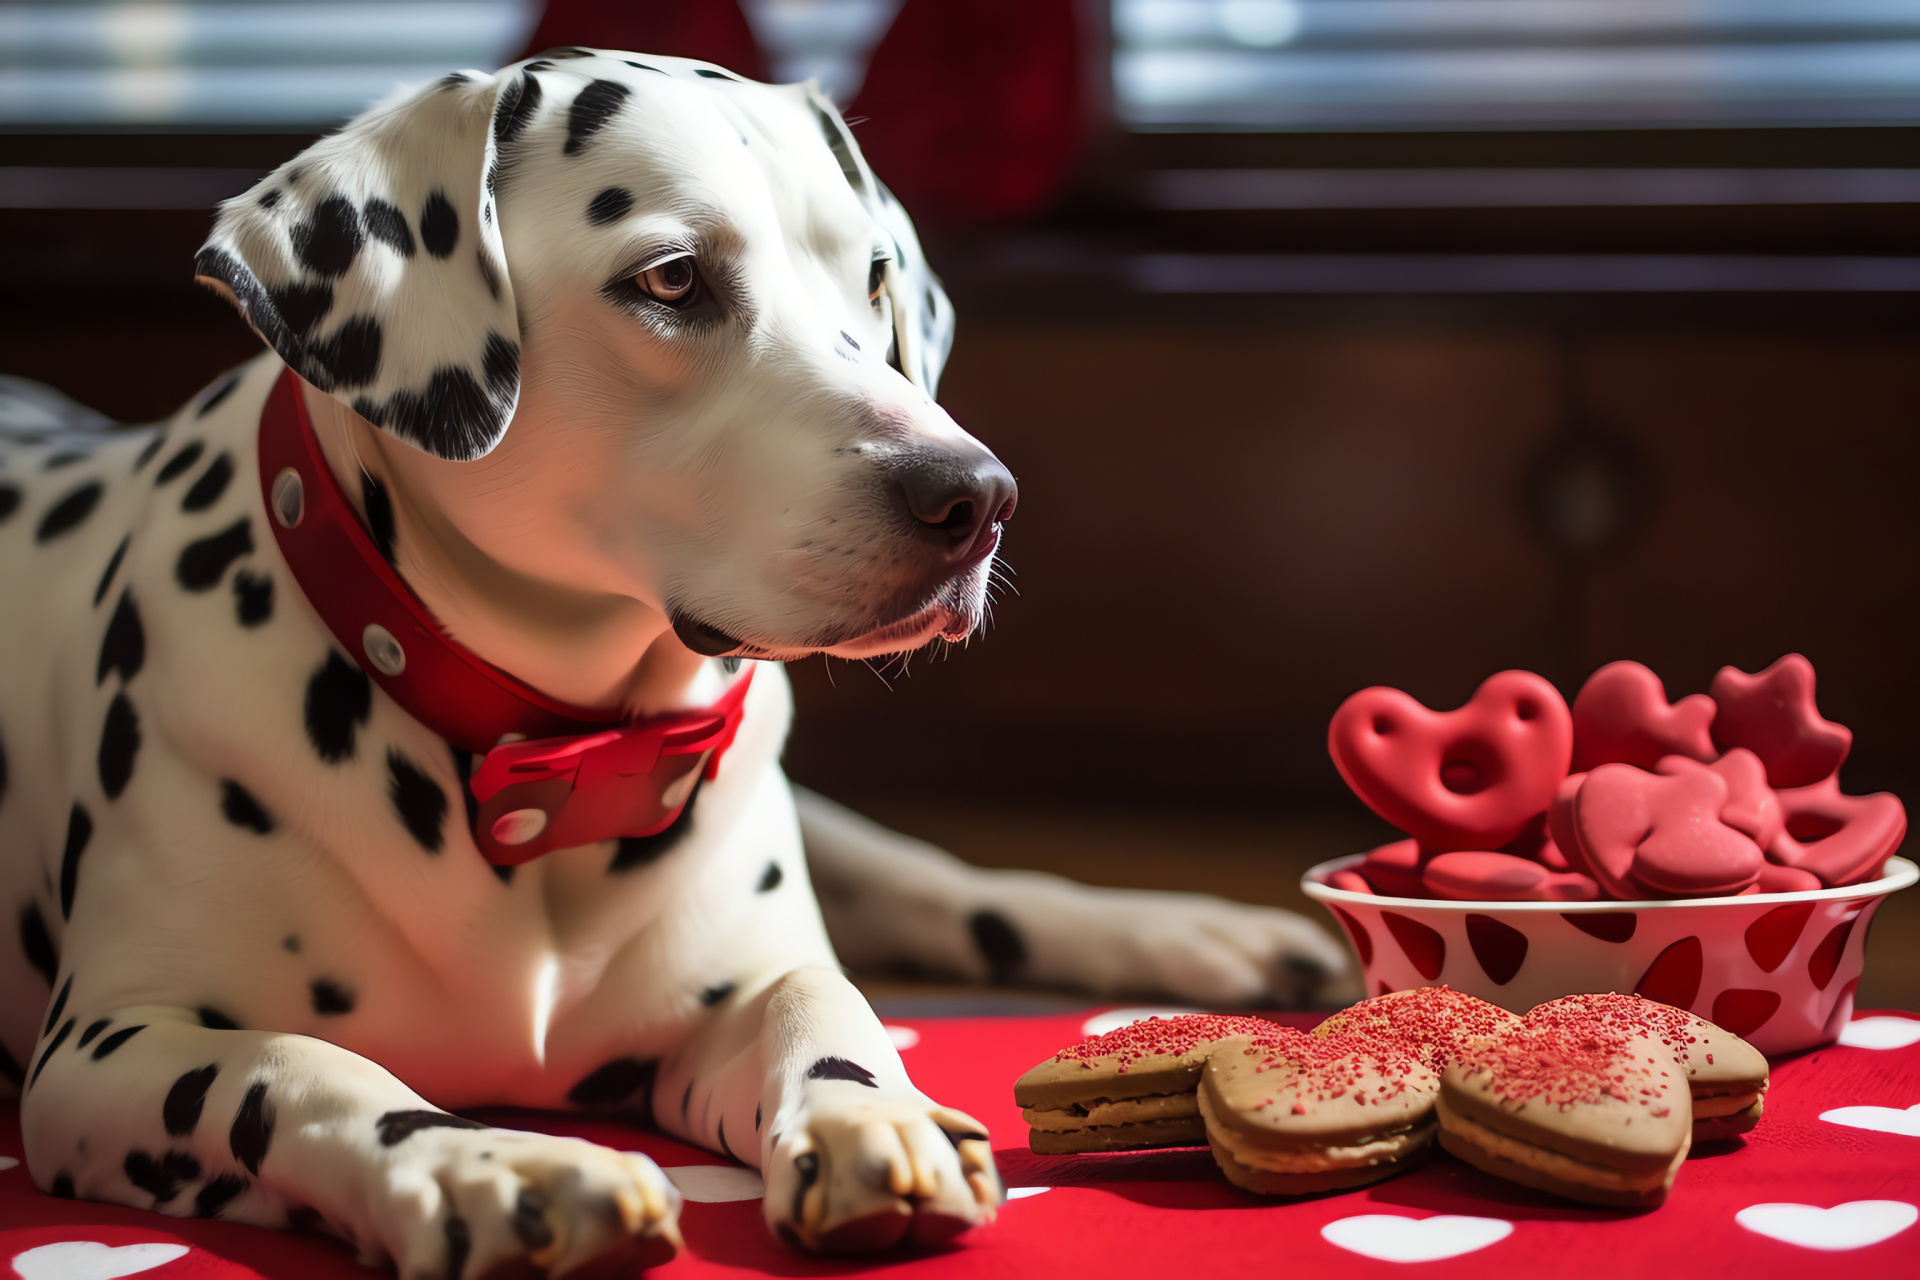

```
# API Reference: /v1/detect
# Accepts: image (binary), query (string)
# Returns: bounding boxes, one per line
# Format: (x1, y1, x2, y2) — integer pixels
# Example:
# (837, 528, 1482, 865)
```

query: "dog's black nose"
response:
(897, 445, 1017, 559)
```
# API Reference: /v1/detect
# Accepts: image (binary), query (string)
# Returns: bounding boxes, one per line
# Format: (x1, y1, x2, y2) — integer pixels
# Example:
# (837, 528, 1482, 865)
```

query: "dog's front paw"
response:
(373, 1124, 681, 1280)
(763, 1090, 1002, 1253)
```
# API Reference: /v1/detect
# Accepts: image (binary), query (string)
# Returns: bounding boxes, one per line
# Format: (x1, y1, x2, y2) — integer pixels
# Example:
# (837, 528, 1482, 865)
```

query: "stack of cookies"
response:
(1013, 987, 1769, 1209)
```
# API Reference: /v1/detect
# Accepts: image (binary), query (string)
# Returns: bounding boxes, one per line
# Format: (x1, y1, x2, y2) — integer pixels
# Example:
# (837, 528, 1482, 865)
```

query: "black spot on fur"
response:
(364, 198, 415, 257)
(59, 804, 91, 920)
(231, 1081, 274, 1174)
(133, 433, 167, 471)
(565, 79, 631, 155)
(792, 1150, 819, 1224)
(0, 485, 18, 523)
(45, 450, 90, 470)
(258, 189, 282, 209)
(815, 106, 866, 193)
(29, 1017, 74, 1089)
(624, 61, 664, 73)
(97, 590, 144, 685)
(182, 453, 233, 511)
(77, 1018, 109, 1049)
(125, 1149, 200, 1204)
(310, 978, 355, 1016)
(434, 72, 475, 91)
(968, 909, 1027, 983)
(0, 1041, 20, 1087)
(197, 1006, 240, 1031)
(156, 441, 204, 483)
(537, 46, 594, 59)
(283, 935, 300, 952)
(93, 535, 130, 606)
(294, 195, 364, 278)
(610, 777, 701, 872)
(567, 1057, 657, 1117)
(98, 692, 141, 799)
(717, 1115, 735, 1161)
(195, 1173, 247, 1218)
(220, 780, 274, 834)
(233, 570, 273, 626)
(493, 72, 544, 150)
(361, 473, 396, 563)
(387, 751, 446, 853)
(512, 1187, 554, 1249)
(43, 974, 72, 1037)
(198, 371, 242, 416)
(164, 1064, 220, 1136)
(695, 68, 738, 81)
(267, 281, 334, 337)
(586, 187, 633, 226)
(806, 1057, 878, 1087)
(700, 981, 735, 1007)
(176, 518, 253, 590)
(349, 332, 519, 462)
(420, 191, 459, 258)
(19, 903, 56, 985)
(376, 1109, 488, 1146)
(491, 863, 514, 884)
(522, 59, 555, 72)
(755, 1102, 761, 1130)
(91, 1024, 145, 1059)
(51, 1173, 74, 1198)
(307, 315, 382, 389)
(445, 1217, 472, 1280)
(449, 744, 482, 836)
(36, 482, 102, 542)
(304, 651, 370, 763)
(757, 861, 783, 893)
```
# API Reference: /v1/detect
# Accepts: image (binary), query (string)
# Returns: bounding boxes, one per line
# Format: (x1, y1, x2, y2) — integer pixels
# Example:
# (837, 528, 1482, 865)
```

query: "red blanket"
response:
(3, 1010, 1916, 1278)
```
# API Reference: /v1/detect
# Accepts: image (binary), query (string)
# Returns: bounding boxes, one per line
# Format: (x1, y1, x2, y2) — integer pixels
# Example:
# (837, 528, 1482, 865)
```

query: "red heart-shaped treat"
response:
(1710, 653, 1851, 789)
(1422, 851, 1599, 902)
(1352, 838, 1431, 898)
(1768, 775, 1906, 887)
(1573, 763, 1765, 898)
(1659, 749, 1781, 849)
(1571, 660, 1717, 773)
(1755, 862, 1822, 894)
(1499, 812, 1572, 870)
(1330, 671, 1573, 852)
(1546, 773, 1590, 877)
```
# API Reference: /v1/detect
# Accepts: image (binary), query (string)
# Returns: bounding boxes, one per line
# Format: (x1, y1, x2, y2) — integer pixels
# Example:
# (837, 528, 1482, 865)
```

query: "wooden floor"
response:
(839, 800, 1920, 1015)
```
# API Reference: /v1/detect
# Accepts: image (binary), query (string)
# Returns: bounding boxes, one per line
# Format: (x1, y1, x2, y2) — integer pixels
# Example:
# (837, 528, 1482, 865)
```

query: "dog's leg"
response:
(797, 787, 1356, 1006)
(22, 1002, 680, 1275)
(653, 964, 1001, 1253)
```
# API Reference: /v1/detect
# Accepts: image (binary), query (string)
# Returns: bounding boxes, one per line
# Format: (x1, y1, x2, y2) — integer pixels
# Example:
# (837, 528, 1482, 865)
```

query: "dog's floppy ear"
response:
(196, 71, 521, 461)
(802, 88, 954, 399)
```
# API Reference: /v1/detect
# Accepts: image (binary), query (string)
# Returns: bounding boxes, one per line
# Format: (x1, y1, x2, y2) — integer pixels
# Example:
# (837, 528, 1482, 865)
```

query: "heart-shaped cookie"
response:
(1711, 654, 1851, 789)
(1572, 660, 1717, 772)
(1736, 1201, 1919, 1251)
(1572, 763, 1765, 897)
(1768, 775, 1906, 888)
(1683, 749, 1782, 849)
(1330, 671, 1572, 852)
(1421, 851, 1598, 902)
(1351, 838, 1431, 898)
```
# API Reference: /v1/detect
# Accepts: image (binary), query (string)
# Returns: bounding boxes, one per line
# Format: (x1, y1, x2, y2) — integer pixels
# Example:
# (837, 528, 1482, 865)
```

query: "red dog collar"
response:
(256, 366, 751, 865)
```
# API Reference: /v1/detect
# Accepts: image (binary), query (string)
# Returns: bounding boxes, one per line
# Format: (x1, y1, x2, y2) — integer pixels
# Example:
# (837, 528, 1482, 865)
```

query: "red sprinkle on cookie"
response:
(1312, 985, 1521, 1070)
(1049, 1014, 1283, 1073)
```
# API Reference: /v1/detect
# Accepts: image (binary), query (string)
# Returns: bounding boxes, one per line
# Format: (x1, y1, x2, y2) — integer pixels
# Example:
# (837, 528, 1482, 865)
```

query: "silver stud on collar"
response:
(361, 623, 406, 677)
(271, 467, 304, 528)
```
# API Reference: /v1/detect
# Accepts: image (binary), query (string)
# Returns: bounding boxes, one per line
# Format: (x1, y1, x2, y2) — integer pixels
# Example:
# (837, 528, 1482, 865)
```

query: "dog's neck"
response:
(299, 380, 715, 717)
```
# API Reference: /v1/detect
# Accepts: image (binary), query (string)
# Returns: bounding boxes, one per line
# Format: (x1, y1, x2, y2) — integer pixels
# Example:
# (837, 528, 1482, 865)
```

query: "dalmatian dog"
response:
(0, 49, 1349, 1273)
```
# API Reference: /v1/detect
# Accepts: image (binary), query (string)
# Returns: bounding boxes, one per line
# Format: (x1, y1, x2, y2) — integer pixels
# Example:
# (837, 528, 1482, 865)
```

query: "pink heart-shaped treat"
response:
(1768, 775, 1906, 887)
(1755, 862, 1822, 894)
(1422, 851, 1599, 902)
(1329, 671, 1573, 852)
(1710, 654, 1851, 789)
(1657, 749, 1781, 849)
(1545, 773, 1591, 877)
(1353, 838, 1431, 898)
(1571, 660, 1717, 772)
(1574, 763, 1765, 898)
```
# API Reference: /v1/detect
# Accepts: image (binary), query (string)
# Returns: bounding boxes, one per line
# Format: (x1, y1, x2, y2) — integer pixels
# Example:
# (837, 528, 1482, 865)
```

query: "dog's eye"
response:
(867, 258, 886, 308)
(637, 255, 697, 305)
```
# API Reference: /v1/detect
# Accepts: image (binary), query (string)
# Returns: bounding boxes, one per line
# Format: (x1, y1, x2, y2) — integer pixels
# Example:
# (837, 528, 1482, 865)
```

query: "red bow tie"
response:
(256, 366, 751, 866)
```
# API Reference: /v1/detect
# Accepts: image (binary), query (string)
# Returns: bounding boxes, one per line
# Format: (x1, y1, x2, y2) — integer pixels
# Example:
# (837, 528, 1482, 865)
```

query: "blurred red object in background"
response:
(520, 0, 1089, 225)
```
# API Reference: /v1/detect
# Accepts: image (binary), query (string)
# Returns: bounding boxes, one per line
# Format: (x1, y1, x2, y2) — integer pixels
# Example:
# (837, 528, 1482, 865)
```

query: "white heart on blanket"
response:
(1006, 1186, 1050, 1199)
(1839, 1017, 1920, 1050)
(1736, 1201, 1918, 1251)
(659, 1164, 765, 1203)
(1320, 1214, 1513, 1262)
(0, 1156, 17, 1171)
(885, 1025, 921, 1050)
(12, 1242, 191, 1280)
(1820, 1103, 1920, 1137)
(1082, 1007, 1202, 1037)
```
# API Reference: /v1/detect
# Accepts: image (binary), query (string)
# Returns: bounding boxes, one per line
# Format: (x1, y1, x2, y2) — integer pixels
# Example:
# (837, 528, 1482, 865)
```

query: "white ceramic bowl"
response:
(1301, 854, 1917, 1054)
